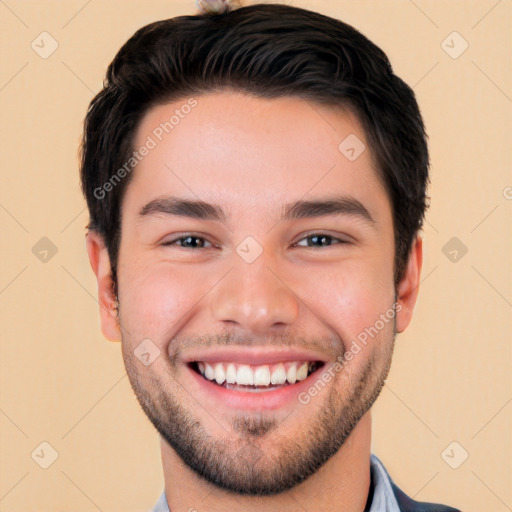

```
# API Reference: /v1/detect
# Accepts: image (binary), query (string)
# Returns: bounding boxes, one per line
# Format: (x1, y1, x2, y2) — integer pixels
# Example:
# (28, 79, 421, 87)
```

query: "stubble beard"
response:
(121, 328, 395, 496)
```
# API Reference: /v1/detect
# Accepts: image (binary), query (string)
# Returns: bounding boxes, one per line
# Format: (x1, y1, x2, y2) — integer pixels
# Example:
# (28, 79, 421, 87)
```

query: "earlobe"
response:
(395, 236, 423, 333)
(85, 231, 122, 342)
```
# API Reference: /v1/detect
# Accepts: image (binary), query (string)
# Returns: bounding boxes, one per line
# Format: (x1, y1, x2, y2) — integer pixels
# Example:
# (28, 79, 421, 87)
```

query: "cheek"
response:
(116, 261, 207, 346)
(291, 255, 394, 341)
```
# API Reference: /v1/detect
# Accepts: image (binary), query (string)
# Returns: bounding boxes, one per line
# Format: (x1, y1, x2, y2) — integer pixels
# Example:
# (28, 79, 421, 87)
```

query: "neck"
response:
(160, 411, 372, 512)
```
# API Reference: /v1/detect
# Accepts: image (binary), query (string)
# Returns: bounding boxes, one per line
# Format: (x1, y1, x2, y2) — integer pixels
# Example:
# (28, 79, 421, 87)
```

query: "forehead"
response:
(125, 91, 390, 220)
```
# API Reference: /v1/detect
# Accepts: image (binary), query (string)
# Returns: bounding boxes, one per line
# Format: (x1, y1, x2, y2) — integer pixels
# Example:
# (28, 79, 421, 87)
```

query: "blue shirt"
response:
(148, 453, 460, 511)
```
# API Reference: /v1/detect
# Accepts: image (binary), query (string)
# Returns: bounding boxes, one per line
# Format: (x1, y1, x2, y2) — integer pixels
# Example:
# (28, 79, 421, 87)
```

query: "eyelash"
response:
(161, 233, 348, 249)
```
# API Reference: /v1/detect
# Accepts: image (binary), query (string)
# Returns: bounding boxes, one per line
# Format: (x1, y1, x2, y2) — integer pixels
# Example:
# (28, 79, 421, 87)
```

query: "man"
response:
(81, 2, 461, 510)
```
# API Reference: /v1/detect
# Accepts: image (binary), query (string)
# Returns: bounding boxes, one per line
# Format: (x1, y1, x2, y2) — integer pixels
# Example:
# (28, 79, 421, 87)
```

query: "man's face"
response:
(89, 92, 420, 495)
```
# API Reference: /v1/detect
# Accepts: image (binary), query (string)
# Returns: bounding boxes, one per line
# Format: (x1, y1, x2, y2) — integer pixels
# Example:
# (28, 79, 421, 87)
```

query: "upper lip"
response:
(181, 347, 329, 366)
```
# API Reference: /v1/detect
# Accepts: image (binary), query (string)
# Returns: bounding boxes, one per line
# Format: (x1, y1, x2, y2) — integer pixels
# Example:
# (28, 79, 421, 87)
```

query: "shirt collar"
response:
(149, 490, 170, 512)
(150, 453, 399, 512)
(368, 453, 401, 512)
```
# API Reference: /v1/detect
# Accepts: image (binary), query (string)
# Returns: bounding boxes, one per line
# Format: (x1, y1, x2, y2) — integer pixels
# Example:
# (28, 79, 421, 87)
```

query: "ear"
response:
(85, 231, 122, 342)
(395, 236, 423, 333)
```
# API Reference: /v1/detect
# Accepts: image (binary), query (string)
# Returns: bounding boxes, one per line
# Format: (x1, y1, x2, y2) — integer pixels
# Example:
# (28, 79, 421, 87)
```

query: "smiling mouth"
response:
(189, 360, 325, 393)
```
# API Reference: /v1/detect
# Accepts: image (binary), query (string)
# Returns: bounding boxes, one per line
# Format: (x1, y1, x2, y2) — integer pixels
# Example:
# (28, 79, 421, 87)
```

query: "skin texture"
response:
(86, 92, 422, 511)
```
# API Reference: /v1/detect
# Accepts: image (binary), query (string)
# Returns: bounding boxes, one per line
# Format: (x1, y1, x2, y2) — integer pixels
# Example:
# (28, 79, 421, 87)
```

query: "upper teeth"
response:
(197, 361, 314, 386)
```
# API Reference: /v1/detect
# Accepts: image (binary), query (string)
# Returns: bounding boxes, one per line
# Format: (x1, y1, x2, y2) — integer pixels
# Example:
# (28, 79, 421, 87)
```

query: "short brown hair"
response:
(80, 3, 429, 288)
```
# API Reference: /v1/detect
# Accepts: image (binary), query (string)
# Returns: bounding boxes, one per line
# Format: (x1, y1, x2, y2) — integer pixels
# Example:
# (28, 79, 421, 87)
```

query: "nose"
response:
(209, 255, 299, 335)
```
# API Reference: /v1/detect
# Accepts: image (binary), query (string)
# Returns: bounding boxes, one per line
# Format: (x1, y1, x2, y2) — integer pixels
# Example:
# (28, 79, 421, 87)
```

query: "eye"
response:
(162, 234, 214, 249)
(294, 233, 347, 248)
(161, 232, 348, 250)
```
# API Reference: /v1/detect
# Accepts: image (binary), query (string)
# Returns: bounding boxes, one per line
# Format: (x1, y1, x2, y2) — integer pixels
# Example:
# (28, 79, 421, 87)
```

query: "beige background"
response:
(0, 0, 511, 510)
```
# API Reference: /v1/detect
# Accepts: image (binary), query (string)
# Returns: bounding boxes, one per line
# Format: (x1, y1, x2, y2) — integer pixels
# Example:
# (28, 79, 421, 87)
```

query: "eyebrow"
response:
(139, 196, 227, 222)
(138, 195, 375, 225)
(282, 196, 375, 224)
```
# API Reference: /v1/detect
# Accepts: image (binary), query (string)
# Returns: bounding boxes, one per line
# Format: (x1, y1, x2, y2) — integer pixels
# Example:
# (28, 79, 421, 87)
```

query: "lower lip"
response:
(186, 363, 327, 411)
